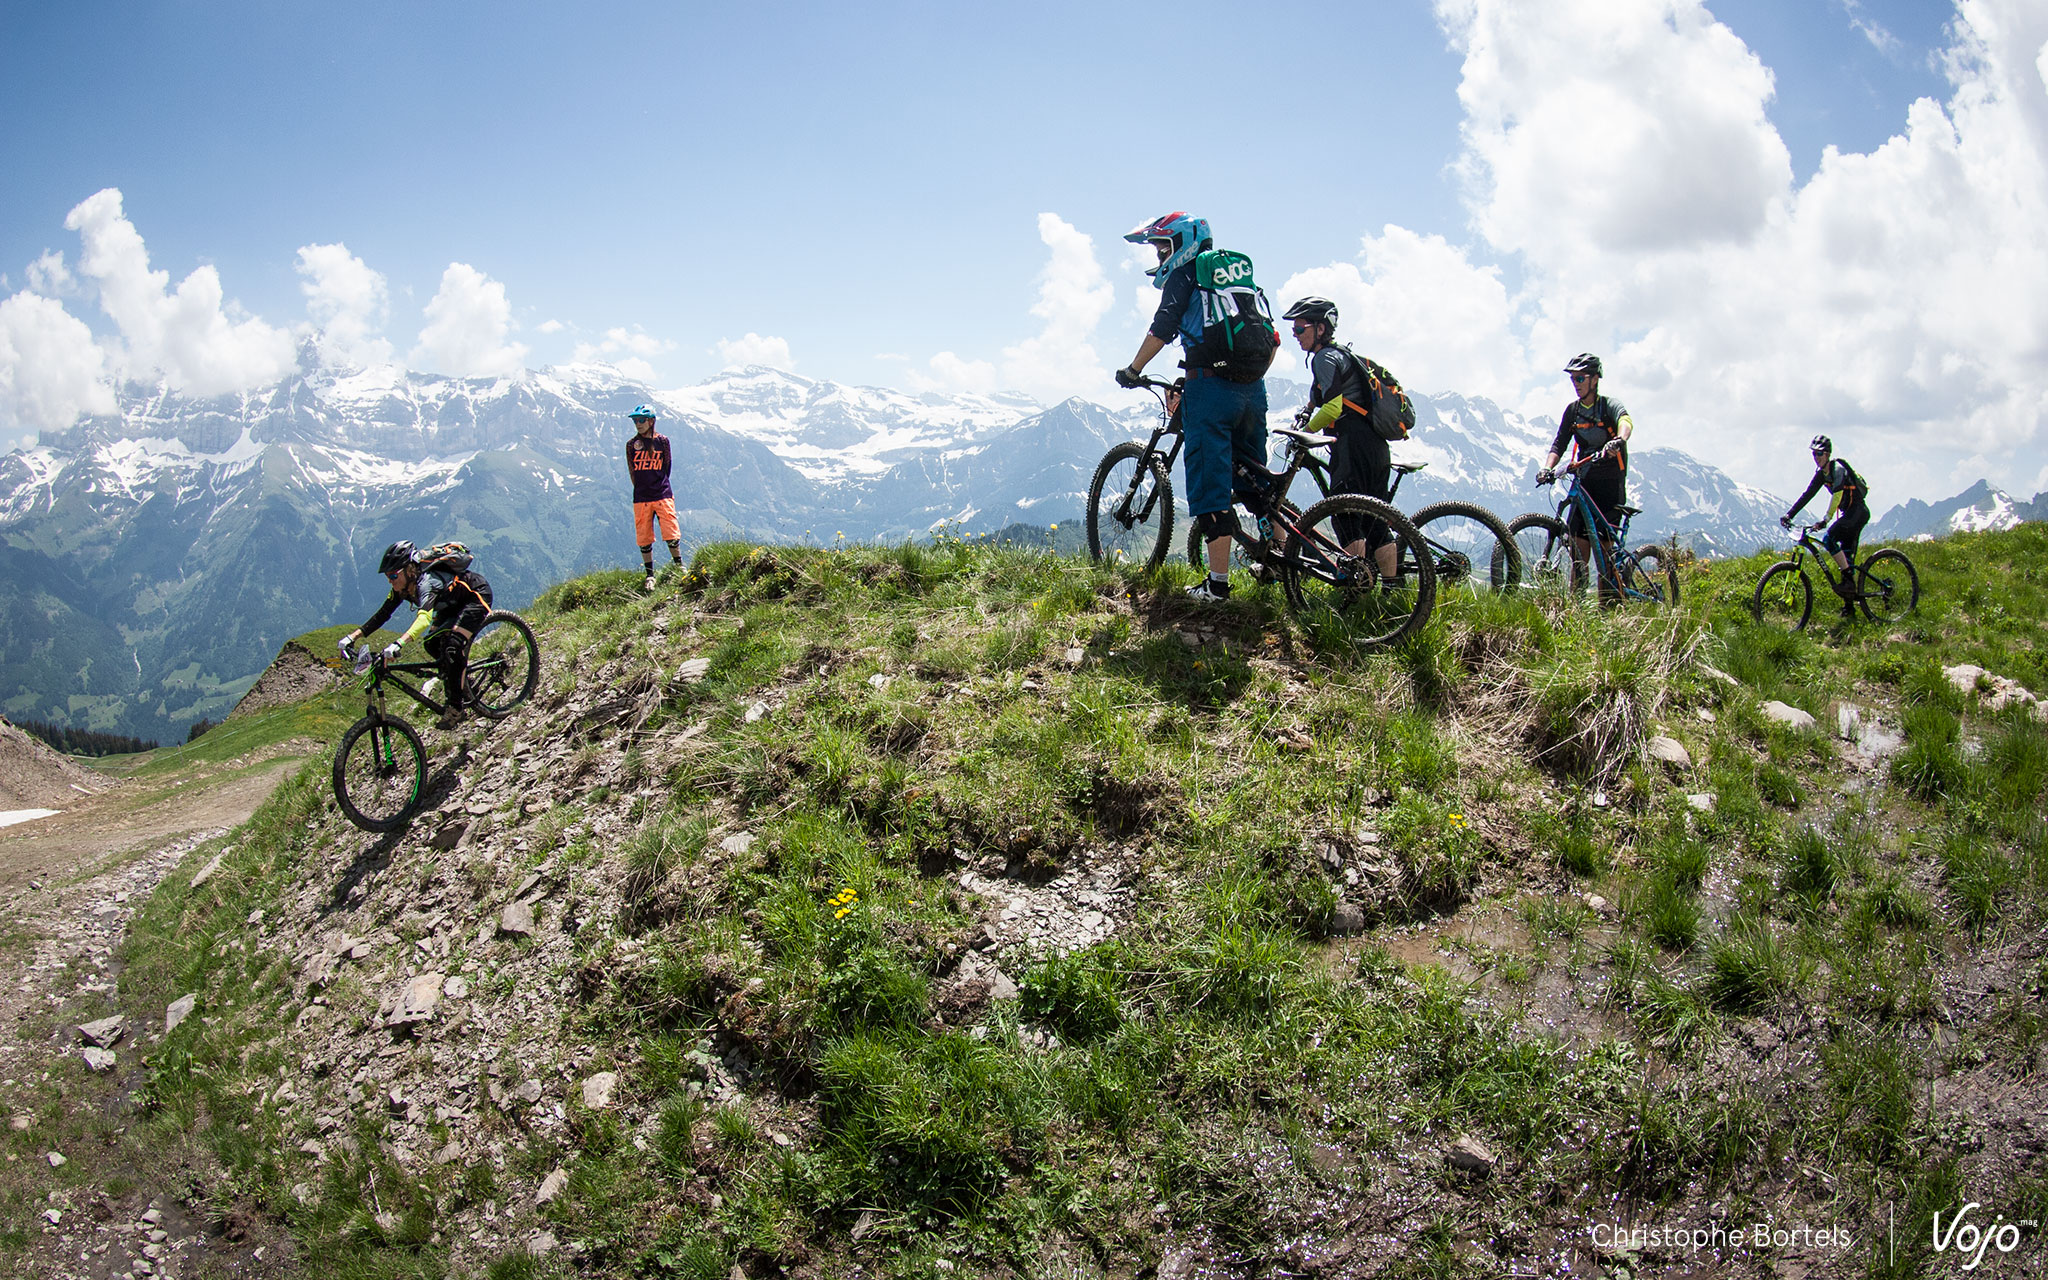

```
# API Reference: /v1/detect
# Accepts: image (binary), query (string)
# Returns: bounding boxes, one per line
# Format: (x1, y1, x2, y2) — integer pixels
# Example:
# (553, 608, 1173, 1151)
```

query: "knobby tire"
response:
(1857, 549, 1920, 623)
(466, 610, 539, 718)
(1411, 500, 1522, 595)
(1085, 443, 1174, 572)
(333, 714, 427, 833)
(1506, 513, 1571, 602)
(1751, 562, 1813, 630)
(1280, 494, 1436, 649)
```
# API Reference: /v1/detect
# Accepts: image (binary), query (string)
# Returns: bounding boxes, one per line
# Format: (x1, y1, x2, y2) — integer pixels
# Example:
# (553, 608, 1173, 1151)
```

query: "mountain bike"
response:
(333, 611, 539, 832)
(1089, 374, 1436, 648)
(1506, 455, 1678, 606)
(1751, 523, 1918, 630)
(1178, 423, 1523, 599)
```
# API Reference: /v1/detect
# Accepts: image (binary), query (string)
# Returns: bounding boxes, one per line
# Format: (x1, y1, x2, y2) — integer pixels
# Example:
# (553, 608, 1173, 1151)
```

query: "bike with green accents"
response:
(333, 611, 538, 831)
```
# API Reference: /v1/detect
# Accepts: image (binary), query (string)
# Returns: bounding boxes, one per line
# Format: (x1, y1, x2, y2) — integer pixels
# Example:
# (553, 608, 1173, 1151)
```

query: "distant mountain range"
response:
(0, 347, 2021, 738)
(1867, 479, 2047, 541)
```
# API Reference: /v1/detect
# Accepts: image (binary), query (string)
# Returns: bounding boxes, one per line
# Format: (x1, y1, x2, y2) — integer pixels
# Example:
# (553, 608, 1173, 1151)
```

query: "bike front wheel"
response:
(1086, 443, 1174, 571)
(1412, 500, 1522, 596)
(333, 714, 427, 832)
(1751, 562, 1812, 630)
(466, 610, 539, 718)
(1857, 549, 1919, 623)
(1623, 545, 1681, 608)
(1280, 494, 1436, 649)
(1506, 513, 1572, 602)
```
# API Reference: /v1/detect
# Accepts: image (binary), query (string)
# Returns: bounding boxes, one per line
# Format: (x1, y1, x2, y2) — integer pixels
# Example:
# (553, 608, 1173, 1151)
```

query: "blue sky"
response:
(3, 0, 2044, 503)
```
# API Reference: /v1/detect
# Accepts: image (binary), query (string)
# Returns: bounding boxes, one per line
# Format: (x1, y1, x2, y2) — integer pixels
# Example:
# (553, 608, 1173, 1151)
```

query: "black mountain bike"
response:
(1751, 523, 1918, 630)
(333, 611, 539, 832)
(1177, 431, 1523, 600)
(1506, 456, 1678, 606)
(1087, 375, 1436, 648)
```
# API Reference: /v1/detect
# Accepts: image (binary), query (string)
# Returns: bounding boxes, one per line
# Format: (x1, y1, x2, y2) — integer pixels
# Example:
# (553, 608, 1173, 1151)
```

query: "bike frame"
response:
(1545, 465, 1662, 603)
(354, 654, 456, 719)
(1782, 527, 1857, 593)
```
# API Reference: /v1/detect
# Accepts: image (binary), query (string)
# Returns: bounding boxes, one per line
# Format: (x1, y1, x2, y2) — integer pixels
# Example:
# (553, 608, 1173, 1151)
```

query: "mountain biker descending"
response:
(1282, 297, 1399, 586)
(338, 540, 495, 729)
(1781, 434, 1870, 620)
(1536, 353, 1635, 604)
(628, 404, 684, 590)
(1115, 211, 1270, 604)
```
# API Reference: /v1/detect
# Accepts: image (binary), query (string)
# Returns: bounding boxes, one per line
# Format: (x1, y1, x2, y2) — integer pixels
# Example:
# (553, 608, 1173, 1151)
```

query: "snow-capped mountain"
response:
(0, 352, 1790, 739)
(1868, 479, 2046, 541)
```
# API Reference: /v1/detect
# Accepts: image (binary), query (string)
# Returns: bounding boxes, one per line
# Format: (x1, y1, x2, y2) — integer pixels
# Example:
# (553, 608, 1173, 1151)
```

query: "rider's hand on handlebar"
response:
(1536, 468, 1556, 486)
(1115, 366, 1142, 390)
(1779, 515, 1793, 529)
(381, 641, 403, 662)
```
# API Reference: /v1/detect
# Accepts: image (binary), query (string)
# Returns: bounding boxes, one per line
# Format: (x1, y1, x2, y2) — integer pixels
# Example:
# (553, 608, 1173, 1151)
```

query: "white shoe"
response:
(1185, 578, 1231, 604)
(643, 573, 657, 592)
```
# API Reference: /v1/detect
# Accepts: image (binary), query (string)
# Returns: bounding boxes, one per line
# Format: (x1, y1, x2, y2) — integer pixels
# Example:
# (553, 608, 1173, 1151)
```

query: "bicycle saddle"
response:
(1616, 505, 1642, 517)
(1273, 426, 1334, 448)
(1391, 462, 1429, 476)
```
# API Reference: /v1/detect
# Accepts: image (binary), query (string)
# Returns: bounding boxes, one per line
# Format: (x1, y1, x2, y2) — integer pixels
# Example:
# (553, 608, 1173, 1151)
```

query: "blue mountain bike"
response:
(1505, 456, 1678, 607)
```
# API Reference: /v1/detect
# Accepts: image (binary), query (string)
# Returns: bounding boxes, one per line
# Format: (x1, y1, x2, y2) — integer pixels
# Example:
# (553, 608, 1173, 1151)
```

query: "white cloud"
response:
(995, 213, 1119, 402)
(1838, 0, 1903, 58)
(26, 251, 72, 297)
(63, 187, 297, 396)
(906, 350, 997, 395)
(296, 242, 393, 368)
(0, 290, 116, 432)
(712, 332, 795, 371)
(1411, 0, 2048, 501)
(1278, 226, 1526, 401)
(408, 263, 527, 378)
(573, 328, 676, 382)
(536, 319, 565, 335)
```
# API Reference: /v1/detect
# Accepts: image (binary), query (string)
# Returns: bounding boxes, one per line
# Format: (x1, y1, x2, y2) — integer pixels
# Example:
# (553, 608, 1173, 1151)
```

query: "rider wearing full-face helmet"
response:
(1782, 435, 1870, 618)
(1538, 353, 1635, 600)
(1115, 211, 1270, 603)
(338, 539, 494, 728)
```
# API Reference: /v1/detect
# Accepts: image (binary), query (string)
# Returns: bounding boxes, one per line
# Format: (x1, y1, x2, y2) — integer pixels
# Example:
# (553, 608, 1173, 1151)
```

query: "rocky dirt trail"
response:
(2, 746, 313, 1280)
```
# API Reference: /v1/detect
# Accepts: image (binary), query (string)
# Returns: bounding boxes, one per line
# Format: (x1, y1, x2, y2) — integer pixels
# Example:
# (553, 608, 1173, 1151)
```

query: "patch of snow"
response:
(0, 809, 59, 830)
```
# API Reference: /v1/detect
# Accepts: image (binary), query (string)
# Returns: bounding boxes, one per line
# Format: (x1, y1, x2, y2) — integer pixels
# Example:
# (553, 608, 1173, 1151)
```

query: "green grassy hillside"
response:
(6, 525, 2044, 1279)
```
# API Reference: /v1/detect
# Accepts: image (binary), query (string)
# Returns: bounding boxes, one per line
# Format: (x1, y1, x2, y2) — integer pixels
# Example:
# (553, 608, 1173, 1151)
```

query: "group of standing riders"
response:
(336, 210, 1878, 714)
(1111, 210, 1870, 614)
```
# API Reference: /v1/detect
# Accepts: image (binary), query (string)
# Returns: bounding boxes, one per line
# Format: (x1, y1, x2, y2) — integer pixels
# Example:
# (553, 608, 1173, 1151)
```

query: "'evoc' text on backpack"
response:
(1186, 250, 1279, 383)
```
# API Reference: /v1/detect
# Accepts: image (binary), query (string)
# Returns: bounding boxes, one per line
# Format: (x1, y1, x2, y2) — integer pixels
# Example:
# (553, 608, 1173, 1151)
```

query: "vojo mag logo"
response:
(1927, 1202, 2034, 1271)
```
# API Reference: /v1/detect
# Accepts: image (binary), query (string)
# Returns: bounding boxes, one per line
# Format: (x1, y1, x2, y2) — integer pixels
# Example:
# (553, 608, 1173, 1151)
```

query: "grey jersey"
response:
(1309, 346, 1370, 410)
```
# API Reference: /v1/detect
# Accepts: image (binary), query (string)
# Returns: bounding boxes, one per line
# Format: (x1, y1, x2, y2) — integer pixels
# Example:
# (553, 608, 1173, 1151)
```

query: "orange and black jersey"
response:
(1551, 396, 1629, 474)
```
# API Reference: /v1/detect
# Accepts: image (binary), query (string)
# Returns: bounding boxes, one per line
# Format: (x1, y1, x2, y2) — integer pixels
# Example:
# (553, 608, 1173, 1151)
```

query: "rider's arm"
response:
(1785, 470, 1825, 520)
(1125, 332, 1168, 377)
(1613, 413, 1634, 443)
(357, 590, 402, 639)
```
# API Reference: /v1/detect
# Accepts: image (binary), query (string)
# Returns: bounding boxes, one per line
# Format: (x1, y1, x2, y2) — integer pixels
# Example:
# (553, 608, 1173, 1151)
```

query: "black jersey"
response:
(1551, 395, 1629, 475)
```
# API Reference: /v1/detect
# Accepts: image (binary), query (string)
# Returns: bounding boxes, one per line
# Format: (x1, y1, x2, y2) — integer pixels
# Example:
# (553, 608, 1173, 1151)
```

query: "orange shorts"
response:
(635, 497, 678, 545)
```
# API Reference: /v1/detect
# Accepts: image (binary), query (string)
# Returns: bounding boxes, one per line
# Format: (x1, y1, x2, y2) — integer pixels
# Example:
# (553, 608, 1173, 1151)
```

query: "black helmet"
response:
(1283, 296, 1339, 330)
(1810, 435, 1832, 454)
(378, 540, 417, 575)
(1563, 352, 1603, 378)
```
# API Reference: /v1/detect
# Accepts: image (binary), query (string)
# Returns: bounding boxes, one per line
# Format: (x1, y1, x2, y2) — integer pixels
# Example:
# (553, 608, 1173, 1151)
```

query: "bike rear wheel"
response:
(1857, 549, 1919, 623)
(1623, 545, 1681, 608)
(1412, 500, 1522, 596)
(466, 610, 539, 718)
(1086, 443, 1174, 571)
(1751, 562, 1812, 630)
(1280, 494, 1435, 649)
(333, 714, 427, 832)
(1506, 513, 1571, 602)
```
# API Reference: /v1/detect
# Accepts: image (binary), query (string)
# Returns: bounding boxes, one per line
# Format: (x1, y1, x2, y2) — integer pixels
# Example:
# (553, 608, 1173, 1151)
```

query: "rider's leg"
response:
(652, 497, 683, 567)
(1182, 377, 1258, 599)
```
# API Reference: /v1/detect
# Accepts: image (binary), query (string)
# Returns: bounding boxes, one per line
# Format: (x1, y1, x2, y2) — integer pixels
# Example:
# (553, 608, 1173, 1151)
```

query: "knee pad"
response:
(1195, 509, 1239, 540)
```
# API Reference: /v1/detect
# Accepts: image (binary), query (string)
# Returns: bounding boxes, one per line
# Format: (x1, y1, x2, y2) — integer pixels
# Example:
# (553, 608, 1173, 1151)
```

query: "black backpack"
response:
(1335, 345, 1417, 441)
(1185, 249, 1279, 383)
